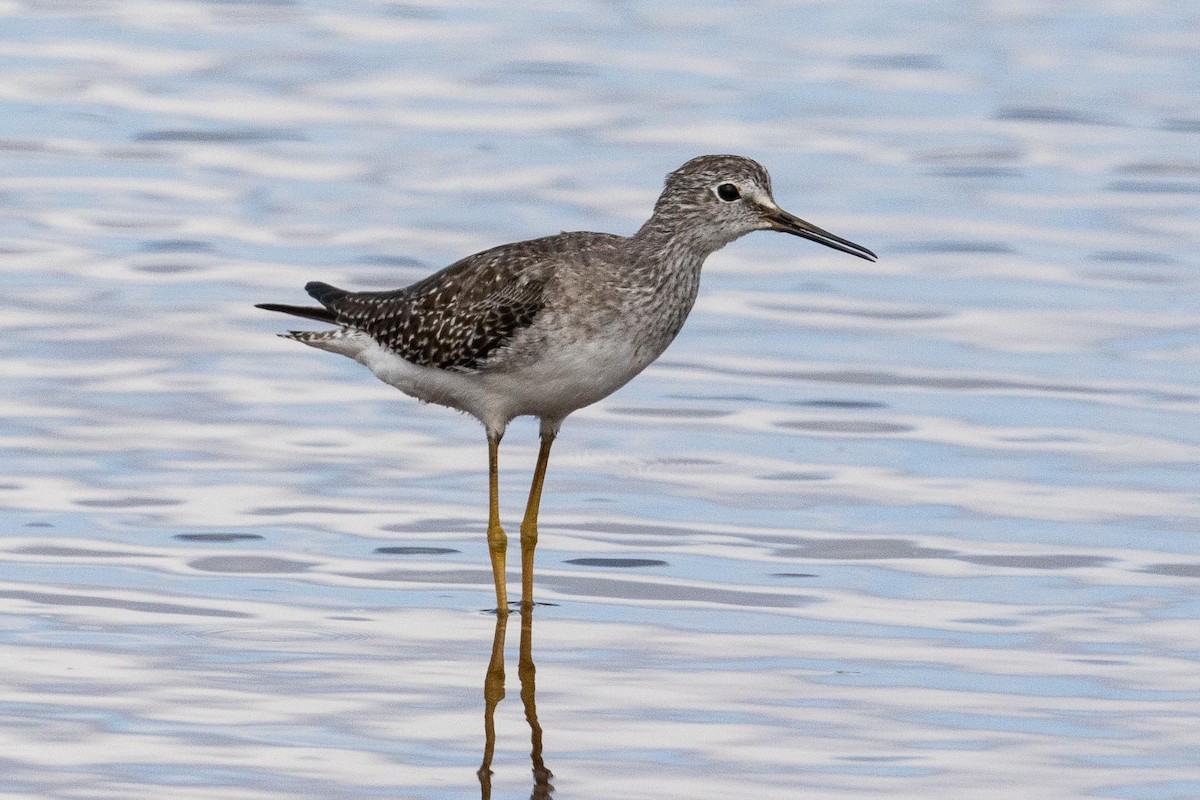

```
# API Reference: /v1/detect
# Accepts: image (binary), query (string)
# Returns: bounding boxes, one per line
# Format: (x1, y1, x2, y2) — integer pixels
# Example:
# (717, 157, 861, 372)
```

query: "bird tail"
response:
(254, 280, 353, 323)
(282, 327, 367, 357)
(255, 302, 337, 323)
(305, 281, 349, 309)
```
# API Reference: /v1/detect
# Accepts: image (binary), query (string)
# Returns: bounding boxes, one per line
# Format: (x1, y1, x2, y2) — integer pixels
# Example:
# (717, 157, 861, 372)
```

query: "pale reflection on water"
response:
(479, 609, 552, 800)
(2, 0, 1200, 798)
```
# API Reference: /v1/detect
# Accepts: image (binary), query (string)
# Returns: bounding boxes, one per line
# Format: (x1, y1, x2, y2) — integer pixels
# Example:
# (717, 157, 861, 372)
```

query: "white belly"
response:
(331, 330, 657, 436)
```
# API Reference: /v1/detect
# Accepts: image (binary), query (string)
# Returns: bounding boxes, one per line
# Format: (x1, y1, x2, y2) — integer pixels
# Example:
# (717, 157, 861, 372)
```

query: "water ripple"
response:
(0, 1, 1196, 797)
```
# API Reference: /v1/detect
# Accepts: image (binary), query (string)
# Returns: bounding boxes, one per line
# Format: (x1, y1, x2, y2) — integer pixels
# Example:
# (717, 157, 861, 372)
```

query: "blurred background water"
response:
(1, 1, 1199, 798)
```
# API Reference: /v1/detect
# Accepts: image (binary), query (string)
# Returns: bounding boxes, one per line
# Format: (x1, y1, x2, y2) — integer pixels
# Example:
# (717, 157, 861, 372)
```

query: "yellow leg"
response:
(519, 432, 555, 609)
(486, 434, 509, 614)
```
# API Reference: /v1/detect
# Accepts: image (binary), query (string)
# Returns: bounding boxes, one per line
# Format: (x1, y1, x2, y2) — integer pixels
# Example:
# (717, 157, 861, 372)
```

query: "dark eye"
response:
(716, 183, 740, 202)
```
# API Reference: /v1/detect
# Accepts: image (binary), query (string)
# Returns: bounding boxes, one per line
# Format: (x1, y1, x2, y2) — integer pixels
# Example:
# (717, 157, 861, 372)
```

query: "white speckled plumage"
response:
(257, 154, 876, 610)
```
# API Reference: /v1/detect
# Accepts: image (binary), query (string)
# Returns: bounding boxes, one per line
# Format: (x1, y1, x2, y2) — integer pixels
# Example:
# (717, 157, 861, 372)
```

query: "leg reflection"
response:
(478, 607, 555, 800)
(520, 606, 553, 797)
(478, 611, 507, 800)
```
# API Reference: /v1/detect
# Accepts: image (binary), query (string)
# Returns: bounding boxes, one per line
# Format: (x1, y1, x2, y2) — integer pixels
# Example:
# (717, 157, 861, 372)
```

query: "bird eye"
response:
(715, 183, 741, 202)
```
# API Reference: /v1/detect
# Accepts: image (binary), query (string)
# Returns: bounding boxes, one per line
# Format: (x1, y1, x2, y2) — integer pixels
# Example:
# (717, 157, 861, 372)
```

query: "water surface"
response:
(1, 1, 1199, 798)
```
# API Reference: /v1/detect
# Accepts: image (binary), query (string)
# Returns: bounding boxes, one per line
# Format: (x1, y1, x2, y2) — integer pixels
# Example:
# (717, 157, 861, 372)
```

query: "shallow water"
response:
(2, 1, 1199, 798)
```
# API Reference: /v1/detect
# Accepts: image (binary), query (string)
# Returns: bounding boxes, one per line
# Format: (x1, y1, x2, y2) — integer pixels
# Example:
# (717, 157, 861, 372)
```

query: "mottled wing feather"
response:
(312, 256, 547, 371)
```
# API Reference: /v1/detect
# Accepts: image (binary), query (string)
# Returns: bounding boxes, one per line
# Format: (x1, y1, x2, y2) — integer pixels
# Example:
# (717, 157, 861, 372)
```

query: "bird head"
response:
(647, 154, 876, 261)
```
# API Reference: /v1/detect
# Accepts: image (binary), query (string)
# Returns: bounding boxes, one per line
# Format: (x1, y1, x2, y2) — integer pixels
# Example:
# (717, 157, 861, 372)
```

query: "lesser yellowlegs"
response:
(257, 154, 877, 612)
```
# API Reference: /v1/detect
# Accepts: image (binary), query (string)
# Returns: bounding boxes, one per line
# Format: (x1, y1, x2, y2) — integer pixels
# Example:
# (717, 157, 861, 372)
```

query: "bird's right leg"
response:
(486, 432, 509, 614)
(519, 429, 556, 609)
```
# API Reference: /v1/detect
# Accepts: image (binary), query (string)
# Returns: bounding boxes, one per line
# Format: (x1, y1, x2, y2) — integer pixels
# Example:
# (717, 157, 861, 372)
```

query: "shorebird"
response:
(257, 154, 876, 612)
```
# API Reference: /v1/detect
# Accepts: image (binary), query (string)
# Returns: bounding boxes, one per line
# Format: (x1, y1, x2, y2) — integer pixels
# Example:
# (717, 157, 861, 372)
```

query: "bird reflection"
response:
(478, 606, 553, 799)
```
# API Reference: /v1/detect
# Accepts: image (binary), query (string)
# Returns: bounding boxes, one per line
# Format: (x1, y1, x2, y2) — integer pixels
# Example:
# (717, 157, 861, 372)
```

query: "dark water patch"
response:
(891, 240, 1014, 254)
(1114, 160, 1200, 176)
(775, 538, 955, 560)
(777, 420, 914, 435)
(381, 517, 478, 533)
(648, 457, 720, 466)
(760, 471, 835, 481)
(13, 545, 150, 558)
(777, 539, 1110, 569)
(543, 575, 815, 608)
(791, 281, 834, 292)
(94, 216, 175, 230)
(357, 255, 429, 268)
(1089, 249, 1177, 265)
(1084, 270, 1185, 286)
(134, 128, 304, 143)
(995, 106, 1111, 125)
(249, 505, 370, 516)
(347, 568, 489, 584)
(609, 406, 731, 419)
(664, 361, 1122, 398)
(174, 533, 265, 542)
(1106, 180, 1200, 195)
(133, 262, 204, 275)
(0, 589, 250, 618)
(501, 60, 598, 79)
(930, 166, 1024, 178)
(855, 53, 940, 70)
(140, 239, 214, 253)
(375, 546, 461, 555)
(189, 556, 315, 573)
(380, 2, 441, 19)
(191, 625, 369, 644)
(960, 554, 1111, 569)
(1143, 563, 1200, 578)
(1161, 117, 1200, 133)
(0, 243, 43, 255)
(792, 400, 888, 409)
(0, 138, 48, 152)
(955, 617, 1024, 627)
(75, 497, 183, 508)
(915, 146, 1023, 164)
(1144, 391, 1200, 404)
(755, 301, 948, 321)
(555, 522, 700, 539)
(666, 393, 762, 404)
(564, 558, 667, 568)
(1090, 249, 1177, 265)
(104, 144, 172, 162)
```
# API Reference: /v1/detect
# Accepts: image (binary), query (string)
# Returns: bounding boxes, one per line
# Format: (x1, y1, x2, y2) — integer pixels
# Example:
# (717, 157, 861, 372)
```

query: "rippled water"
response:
(3, 1, 1199, 798)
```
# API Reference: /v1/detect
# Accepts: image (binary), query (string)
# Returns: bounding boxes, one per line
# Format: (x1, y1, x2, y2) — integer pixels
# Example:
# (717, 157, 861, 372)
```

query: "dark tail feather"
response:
(257, 281, 348, 323)
(305, 281, 349, 309)
(255, 303, 337, 324)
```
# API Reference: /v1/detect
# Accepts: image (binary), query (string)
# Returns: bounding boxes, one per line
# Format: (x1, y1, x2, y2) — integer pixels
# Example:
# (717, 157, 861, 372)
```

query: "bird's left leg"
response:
(486, 431, 509, 614)
(519, 423, 557, 608)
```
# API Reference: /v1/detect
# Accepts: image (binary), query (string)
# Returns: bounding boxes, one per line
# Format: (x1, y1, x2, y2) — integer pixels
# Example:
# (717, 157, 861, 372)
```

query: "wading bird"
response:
(257, 154, 876, 612)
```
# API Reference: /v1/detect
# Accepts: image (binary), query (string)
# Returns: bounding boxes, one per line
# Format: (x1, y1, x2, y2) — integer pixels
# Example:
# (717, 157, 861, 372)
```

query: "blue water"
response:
(1, 1, 1198, 798)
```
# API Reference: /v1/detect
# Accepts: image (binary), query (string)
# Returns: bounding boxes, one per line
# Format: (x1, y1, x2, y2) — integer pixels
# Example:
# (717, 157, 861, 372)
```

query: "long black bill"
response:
(765, 208, 877, 262)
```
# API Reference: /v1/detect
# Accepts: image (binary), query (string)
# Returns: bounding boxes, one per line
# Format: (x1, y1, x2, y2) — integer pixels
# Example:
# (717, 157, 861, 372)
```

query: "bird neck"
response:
(621, 218, 711, 325)
(631, 210, 738, 270)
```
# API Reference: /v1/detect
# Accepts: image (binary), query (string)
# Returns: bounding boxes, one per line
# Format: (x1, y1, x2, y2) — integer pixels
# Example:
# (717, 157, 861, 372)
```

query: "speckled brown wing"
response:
(305, 252, 547, 371)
